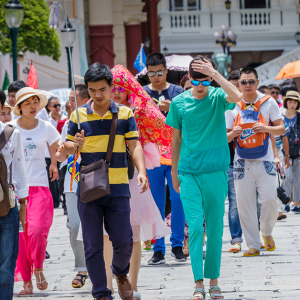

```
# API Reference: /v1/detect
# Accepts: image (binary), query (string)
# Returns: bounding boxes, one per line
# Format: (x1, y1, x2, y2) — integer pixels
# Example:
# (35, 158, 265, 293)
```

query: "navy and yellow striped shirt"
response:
(66, 99, 139, 198)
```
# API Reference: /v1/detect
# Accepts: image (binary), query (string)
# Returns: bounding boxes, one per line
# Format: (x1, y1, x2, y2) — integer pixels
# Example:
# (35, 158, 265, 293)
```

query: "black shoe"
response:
(171, 246, 187, 262)
(147, 251, 166, 265)
(45, 251, 50, 259)
(64, 208, 68, 215)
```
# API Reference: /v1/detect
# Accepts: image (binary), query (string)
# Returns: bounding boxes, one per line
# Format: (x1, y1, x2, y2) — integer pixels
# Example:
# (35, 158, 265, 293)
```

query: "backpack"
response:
(233, 95, 271, 159)
(286, 112, 300, 159)
(0, 124, 16, 217)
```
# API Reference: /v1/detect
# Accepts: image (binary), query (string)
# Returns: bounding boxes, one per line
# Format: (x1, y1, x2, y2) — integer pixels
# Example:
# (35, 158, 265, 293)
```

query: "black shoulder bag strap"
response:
(0, 124, 15, 185)
(105, 109, 118, 164)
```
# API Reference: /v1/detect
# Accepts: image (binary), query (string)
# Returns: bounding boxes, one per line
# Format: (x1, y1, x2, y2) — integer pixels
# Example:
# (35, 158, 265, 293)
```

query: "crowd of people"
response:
(0, 51, 299, 300)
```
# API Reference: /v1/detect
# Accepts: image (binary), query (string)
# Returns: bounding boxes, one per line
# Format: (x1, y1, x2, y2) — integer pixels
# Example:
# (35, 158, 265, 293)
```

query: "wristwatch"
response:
(19, 199, 27, 205)
(285, 154, 290, 157)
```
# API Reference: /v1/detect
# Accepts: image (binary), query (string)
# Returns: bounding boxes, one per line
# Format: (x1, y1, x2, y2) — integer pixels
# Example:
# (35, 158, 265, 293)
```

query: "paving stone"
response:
(13, 203, 300, 299)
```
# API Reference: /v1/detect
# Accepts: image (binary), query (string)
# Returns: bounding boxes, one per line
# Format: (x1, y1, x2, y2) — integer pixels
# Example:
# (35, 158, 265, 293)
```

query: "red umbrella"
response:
(27, 60, 38, 89)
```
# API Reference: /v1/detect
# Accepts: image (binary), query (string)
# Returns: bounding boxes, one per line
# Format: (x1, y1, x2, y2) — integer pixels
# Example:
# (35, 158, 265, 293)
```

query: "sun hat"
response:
(13, 87, 48, 116)
(3, 101, 13, 111)
(283, 90, 300, 103)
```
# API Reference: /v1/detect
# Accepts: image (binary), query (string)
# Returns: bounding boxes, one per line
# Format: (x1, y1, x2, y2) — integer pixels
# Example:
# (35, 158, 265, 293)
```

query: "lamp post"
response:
(4, 0, 24, 81)
(295, 31, 300, 45)
(61, 18, 76, 88)
(214, 25, 237, 55)
(163, 46, 168, 56)
(225, 0, 231, 10)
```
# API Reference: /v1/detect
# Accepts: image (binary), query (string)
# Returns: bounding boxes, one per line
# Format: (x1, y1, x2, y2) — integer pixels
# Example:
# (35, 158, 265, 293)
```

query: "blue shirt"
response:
(143, 83, 184, 117)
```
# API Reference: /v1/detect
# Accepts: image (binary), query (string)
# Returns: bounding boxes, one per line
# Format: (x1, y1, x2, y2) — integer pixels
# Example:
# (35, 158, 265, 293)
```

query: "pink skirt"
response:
(129, 172, 170, 242)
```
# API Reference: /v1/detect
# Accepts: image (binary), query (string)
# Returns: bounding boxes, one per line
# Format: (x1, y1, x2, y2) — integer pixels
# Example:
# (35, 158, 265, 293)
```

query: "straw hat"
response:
(3, 101, 13, 111)
(13, 87, 48, 116)
(283, 90, 300, 103)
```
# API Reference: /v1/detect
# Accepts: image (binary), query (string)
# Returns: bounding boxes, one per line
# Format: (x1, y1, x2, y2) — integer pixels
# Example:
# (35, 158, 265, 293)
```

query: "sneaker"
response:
(292, 206, 300, 214)
(147, 251, 166, 265)
(284, 204, 290, 213)
(171, 246, 187, 262)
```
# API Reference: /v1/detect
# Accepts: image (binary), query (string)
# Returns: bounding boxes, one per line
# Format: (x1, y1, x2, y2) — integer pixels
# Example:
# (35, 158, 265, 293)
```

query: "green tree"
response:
(0, 0, 61, 61)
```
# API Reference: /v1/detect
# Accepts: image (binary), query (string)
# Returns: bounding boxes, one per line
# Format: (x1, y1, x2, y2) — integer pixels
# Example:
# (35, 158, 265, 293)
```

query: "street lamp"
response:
(225, 0, 231, 10)
(295, 31, 300, 45)
(163, 46, 168, 56)
(5, 0, 24, 81)
(214, 25, 236, 55)
(61, 18, 76, 88)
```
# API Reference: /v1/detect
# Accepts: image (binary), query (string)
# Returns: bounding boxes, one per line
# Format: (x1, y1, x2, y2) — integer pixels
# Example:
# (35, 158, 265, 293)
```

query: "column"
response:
(123, 1, 147, 74)
(88, 0, 115, 67)
(147, 0, 160, 53)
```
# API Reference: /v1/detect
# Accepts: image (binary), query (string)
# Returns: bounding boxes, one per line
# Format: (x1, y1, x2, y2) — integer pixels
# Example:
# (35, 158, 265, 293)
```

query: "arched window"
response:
(170, 0, 201, 11)
(240, 0, 271, 9)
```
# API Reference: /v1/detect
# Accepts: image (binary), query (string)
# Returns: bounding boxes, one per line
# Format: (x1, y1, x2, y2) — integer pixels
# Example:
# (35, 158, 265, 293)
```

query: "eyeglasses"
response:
(240, 79, 257, 86)
(53, 104, 61, 108)
(148, 71, 164, 77)
(271, 91, 280, 95)
(191, 80, 211, 87)
(112, 86, 126, 93)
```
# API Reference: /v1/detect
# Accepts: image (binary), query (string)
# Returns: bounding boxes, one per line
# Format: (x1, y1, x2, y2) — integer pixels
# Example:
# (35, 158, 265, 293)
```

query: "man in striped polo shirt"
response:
(64, 63, 148, 300)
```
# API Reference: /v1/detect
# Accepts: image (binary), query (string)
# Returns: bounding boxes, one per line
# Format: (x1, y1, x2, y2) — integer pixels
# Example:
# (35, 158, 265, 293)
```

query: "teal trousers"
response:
(179, 171, 227, 282)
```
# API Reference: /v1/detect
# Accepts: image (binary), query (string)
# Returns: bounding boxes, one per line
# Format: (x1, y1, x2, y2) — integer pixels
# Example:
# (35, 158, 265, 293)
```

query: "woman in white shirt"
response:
(10, 87, 60, 296)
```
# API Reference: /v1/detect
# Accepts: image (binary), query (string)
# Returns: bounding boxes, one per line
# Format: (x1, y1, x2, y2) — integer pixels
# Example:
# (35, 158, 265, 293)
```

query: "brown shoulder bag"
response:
(79, 112, 118, 203)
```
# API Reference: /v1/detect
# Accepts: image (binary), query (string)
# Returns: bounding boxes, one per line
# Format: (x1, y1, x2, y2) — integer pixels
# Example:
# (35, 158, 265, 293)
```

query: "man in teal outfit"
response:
(166, 56, 242, 300)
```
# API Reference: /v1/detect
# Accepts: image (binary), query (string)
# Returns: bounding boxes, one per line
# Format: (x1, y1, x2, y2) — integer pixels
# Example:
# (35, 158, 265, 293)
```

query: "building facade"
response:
(158, 0, 300, 70)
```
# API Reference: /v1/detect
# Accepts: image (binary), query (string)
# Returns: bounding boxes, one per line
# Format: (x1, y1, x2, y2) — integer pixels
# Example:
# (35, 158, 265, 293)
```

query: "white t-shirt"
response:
(225, 92, 282, 162)
(10, 119, 60, 187)
(59, 120, 78, 193)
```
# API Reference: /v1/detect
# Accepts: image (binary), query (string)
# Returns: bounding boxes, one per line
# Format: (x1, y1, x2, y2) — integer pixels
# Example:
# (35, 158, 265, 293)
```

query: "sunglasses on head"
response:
(53, 104, 61, 108)
(112, 86, 126, 93)
(191, 80, 211, 87)
(271, 91, 280, 95)
(240, 79, 257, 86)
(148, 71, 164, 77)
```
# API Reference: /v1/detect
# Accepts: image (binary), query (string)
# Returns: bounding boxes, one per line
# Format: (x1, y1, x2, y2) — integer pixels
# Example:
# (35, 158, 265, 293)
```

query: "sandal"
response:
(209, 286, 224, 300)
(19, 282, 33, 296)
(228, 244, 241, 253)
(262, 234, 276, 251)
(141, 242, 152, 251)
(243, 248, 260, 257)
(72, 273, 88, 288)
(34, 270, 48, 291)
(261, 243, 265, 249)
(191, 287, 206, 300)
(133, 291, 141, 300)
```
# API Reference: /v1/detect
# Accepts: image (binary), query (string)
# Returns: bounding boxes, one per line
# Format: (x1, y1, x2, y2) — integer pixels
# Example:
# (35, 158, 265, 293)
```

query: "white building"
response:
(158, 0, 300, 71)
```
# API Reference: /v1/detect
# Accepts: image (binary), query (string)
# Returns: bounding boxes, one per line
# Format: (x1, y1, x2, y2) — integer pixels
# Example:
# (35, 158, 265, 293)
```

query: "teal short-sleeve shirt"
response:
(166, 87, 235, 175)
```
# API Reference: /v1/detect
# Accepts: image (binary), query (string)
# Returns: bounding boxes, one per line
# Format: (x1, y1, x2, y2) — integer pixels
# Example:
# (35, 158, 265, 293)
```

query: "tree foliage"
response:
(0, 0, 61, 61)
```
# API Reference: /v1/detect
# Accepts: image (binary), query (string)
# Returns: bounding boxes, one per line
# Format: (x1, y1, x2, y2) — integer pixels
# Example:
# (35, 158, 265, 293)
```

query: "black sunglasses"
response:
(148, 71, 164, 77)
(53, 104, 61, 108)
(271, 91, 280, 95)
(240, 79, 257, 86)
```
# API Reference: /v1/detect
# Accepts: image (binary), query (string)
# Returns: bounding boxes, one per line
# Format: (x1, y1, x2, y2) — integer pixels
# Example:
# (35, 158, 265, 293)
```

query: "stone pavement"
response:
(13, 204, 300, 300)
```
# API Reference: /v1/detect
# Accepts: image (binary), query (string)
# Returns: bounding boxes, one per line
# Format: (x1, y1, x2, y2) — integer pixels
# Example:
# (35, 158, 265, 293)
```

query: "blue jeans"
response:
(227, 166, 243, 245)
(147, 165, 185, 255)
(0, 205, 19, 300)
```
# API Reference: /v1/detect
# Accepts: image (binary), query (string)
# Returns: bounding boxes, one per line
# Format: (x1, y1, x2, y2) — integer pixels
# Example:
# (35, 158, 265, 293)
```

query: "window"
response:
(240, 0, 270, 9)
(170, 0, 201, 11)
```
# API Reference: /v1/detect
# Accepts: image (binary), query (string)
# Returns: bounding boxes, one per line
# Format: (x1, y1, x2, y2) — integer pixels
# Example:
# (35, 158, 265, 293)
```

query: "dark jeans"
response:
(227, 165, 243, 244)
(78, 196, 133, 300)
(45, 158, 60, 208)
(0, 205, 19, 300)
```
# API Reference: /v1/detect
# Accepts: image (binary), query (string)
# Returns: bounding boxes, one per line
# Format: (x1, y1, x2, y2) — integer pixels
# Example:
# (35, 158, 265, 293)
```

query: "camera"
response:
(277, 186, 290, 205)
(294, 138, 300, 145)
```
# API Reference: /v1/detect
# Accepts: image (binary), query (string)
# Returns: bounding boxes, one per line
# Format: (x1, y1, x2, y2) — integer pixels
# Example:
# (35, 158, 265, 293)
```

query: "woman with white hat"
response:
(282, 91, 300, 213)
(9, 87, 60, 295)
